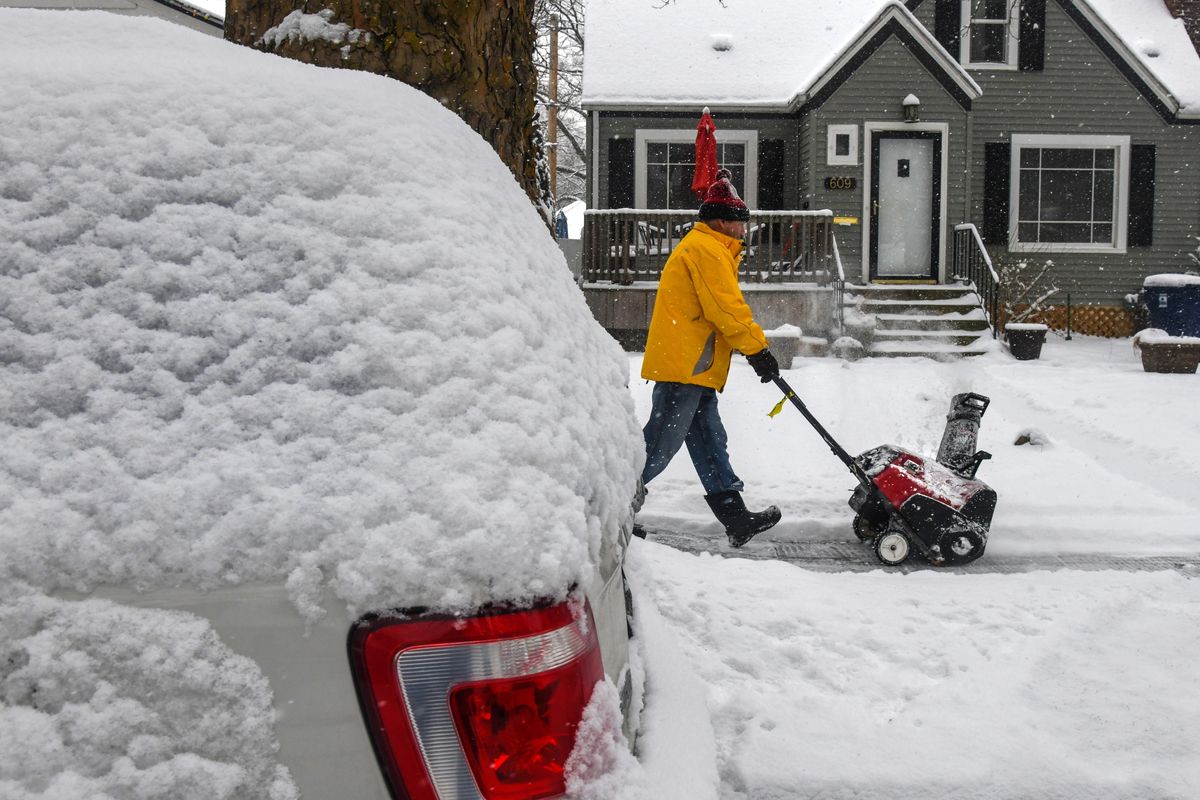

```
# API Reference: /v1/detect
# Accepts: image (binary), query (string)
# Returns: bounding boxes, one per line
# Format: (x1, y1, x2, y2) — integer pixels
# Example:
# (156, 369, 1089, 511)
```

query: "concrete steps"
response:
(843, 283, 997, 358)
(869, 338, 997, 359)
(873, 329, 991, 348)
(873, 311, 990, 332)
(854, 295, 983, 316)
(851, 284, 980, 301)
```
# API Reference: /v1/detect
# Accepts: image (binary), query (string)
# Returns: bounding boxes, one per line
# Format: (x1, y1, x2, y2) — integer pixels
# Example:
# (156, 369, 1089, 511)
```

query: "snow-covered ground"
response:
(635, 335, 1200, 556)
(624, 336, 1200, 799)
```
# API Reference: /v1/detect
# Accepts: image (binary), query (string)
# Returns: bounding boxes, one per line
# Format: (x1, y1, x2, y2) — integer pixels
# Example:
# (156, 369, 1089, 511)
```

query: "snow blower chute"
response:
(771, 377, 996, 567)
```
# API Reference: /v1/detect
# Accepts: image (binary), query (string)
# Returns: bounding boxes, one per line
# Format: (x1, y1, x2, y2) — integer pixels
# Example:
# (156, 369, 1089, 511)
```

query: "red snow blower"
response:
(772, 377, 996, 567)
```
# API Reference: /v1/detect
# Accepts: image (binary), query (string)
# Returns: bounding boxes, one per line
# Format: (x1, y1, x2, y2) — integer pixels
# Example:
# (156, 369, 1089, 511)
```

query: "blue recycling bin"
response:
(1143, 275, 1200, 336)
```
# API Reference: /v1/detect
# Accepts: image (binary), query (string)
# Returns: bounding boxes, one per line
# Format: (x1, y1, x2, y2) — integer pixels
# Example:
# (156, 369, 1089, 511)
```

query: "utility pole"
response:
(548, 12, 560, 202)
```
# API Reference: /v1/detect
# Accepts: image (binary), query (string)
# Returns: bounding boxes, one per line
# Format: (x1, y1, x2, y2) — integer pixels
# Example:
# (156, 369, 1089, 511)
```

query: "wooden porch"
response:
(581, 209, 837, 285)
(581, 209, 843, 350)
(578, 213, 1006, 356)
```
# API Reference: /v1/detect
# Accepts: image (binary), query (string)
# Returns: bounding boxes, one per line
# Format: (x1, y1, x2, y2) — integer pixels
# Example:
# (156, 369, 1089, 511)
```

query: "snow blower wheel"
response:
(945, 528, 986, 564)
(852, 514, 878, 542)
(873, 530, 911, 566)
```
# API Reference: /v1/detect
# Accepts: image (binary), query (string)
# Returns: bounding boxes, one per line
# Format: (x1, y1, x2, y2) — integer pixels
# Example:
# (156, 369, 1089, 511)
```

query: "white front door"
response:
(870, 132, 941, 279)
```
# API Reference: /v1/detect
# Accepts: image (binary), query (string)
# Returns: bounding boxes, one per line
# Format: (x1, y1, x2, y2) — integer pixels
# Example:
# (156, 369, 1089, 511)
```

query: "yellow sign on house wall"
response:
(833, 216, 859, 226)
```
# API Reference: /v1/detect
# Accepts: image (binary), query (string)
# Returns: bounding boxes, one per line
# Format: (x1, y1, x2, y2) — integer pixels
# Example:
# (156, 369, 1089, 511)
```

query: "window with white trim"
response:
(1010, 134, 1130, 252)
(826, 124, 859, 166)
(634, 129, 758, 209)
(961, 0, 1019, 69)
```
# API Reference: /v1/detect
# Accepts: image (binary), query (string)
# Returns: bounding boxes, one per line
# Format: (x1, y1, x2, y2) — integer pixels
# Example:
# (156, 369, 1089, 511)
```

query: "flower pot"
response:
(1138, 340, 1200, 374)
(1005, 323, 1048, 361)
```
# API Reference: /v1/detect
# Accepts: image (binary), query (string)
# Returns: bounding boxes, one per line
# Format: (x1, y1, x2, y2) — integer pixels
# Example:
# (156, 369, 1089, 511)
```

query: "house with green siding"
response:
(580, 0, 1200, 351)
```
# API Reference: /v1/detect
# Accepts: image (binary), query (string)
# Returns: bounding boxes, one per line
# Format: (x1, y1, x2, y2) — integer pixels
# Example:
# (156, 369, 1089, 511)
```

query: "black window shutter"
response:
(983, 142, 1011, 245)
(758, 139, 786, 210)
(1018, 0, 1046, 72)
(607, 138, 635, 208)
(934, 0, 962, 58)
(1129, 144, 1156, 247)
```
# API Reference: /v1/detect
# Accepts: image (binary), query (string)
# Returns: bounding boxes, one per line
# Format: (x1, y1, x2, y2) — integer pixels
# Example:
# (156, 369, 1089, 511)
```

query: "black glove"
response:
(746, 348, 779, 383)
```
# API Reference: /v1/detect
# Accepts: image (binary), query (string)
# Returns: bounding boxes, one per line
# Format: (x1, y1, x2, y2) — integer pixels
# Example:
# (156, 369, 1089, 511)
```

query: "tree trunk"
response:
(225, 0, 550, 226)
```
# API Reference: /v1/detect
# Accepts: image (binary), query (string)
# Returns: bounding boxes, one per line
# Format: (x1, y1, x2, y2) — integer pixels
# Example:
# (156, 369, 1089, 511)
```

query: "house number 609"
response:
(825, 176, 857, 190)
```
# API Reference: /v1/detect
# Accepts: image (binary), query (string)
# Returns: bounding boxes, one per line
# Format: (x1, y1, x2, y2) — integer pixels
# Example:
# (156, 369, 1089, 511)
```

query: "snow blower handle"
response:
(771, 376, 874, 490)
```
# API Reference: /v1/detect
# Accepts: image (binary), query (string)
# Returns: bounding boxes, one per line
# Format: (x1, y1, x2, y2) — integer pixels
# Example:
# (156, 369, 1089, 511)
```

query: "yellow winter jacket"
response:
(641, 222, 768, 390)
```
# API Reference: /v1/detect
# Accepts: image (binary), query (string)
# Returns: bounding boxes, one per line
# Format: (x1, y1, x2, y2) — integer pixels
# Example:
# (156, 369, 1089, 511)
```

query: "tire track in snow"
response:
(642, 528, 1200, 574)
(982, 368, 1200, 514)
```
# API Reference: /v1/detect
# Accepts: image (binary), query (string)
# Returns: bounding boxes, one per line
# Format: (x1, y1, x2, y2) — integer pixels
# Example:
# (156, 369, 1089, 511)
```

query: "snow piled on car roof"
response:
(0, 10, 642, 620)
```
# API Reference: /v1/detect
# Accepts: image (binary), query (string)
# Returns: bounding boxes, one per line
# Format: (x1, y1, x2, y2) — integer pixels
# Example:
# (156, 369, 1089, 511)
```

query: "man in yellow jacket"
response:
(640, 169, 781, 547)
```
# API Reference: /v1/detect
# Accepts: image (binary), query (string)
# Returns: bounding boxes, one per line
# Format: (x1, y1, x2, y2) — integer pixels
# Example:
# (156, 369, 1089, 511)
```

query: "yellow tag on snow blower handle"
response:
(768, 392, 795, 418)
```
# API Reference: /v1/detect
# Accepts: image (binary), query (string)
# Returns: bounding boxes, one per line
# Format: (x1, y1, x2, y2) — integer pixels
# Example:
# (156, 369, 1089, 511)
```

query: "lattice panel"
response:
(1011, 305, 1136, 338)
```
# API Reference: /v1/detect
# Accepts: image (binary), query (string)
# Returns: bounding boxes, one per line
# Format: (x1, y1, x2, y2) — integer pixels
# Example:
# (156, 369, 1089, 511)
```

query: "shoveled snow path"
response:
(638, 525, 1200, 574)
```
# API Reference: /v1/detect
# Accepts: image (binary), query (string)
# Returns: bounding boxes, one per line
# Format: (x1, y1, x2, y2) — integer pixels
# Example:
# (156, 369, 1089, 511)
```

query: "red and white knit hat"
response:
(698, 168, 750, 222)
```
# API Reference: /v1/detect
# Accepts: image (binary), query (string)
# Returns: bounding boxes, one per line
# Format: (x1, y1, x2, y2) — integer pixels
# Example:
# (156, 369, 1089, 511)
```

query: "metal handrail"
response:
(952, 223, 1002, 338)
(831, 233, 846, 338)
(955, 223, 1000, 284)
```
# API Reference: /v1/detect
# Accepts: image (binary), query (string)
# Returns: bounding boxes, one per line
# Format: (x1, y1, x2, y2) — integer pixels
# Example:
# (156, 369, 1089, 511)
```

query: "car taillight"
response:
(348, 599, 604, 800)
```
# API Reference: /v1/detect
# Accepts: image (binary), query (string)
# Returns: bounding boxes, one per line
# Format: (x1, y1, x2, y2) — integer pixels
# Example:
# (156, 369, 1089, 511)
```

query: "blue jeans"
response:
(641, 382, 743, 496)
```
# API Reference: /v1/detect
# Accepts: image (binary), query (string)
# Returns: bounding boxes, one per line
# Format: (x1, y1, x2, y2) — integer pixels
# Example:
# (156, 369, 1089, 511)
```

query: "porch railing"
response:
(582, 209, 834, 285)
(952, 223, 1001, 338)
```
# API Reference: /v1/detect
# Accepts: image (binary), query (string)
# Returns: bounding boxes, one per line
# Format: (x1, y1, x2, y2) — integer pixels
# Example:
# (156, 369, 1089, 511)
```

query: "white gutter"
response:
(581, 101, 797, 114)
(591, 109, 599, 208)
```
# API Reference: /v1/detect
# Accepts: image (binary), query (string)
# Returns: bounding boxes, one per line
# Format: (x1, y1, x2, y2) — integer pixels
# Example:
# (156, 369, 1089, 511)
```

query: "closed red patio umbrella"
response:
(692, 106, 718, 200)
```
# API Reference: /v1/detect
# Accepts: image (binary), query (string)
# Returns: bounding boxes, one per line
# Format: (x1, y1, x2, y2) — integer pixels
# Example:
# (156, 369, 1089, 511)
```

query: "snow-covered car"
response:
(0, 11, 643, 800)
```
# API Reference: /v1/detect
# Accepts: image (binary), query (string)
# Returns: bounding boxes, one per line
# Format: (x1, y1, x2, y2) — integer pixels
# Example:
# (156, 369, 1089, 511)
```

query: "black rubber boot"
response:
(704, 490, 781, 547)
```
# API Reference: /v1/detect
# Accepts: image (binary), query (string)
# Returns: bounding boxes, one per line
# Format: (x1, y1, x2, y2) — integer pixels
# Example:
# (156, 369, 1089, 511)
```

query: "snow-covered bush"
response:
(999, 256, 1060, 326)
(1186, 234, 1200, 272)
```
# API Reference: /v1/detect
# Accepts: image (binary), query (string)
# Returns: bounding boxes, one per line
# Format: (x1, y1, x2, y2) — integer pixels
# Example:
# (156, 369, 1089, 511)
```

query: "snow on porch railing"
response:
(582, 209, 835, 285)
(952, 223, 1002, 339)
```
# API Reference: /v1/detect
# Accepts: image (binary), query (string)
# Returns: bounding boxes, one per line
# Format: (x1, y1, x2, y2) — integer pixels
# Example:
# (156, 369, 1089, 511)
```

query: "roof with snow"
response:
(0, 9, 642, 620)
(582, 0, 942, 110)
(1083, 0, 1200, 117)
(581, 0, 1200, 118)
